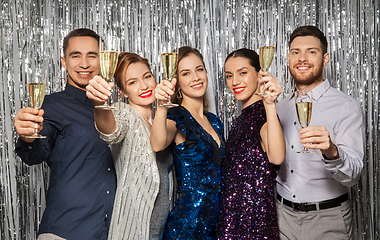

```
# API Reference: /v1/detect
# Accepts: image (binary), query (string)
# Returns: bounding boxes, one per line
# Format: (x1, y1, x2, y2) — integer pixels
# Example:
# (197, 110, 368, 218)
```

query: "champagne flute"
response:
(295, 100, 314, 153)
(255, 46, 276, 96)
(96, 36, 120, 110)
(25, 68, 47, 139)
(160, 52, 178, 107)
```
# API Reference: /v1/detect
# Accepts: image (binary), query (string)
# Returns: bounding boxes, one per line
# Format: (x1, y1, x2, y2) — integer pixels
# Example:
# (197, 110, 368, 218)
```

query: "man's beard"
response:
(289, 62, 324, 86)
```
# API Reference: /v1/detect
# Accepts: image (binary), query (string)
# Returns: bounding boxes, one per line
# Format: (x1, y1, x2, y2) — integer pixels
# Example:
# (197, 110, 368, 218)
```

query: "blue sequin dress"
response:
(163, 106, 225, 240)
(217, 100, 279, 239)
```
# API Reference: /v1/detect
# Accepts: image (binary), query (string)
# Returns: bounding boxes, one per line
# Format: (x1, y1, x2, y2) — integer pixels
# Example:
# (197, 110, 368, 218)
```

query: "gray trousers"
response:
(276, 198, 352, 240)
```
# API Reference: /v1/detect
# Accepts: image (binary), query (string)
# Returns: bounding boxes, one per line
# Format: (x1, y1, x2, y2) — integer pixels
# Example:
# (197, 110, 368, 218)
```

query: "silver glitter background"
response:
(0, 0, 378, 239)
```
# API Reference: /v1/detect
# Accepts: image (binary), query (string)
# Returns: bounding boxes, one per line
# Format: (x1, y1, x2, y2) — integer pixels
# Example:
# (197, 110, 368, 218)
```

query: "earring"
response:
(178, 89, 183, 99)
(118, 93, 129, 103)
(118, 93, 124, 102)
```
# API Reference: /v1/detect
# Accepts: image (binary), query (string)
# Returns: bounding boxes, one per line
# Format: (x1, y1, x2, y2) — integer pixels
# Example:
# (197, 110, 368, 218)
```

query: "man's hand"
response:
(14, 107, 44, 143)
(86, 76, 115, 106)
(299, 126, 339, 159)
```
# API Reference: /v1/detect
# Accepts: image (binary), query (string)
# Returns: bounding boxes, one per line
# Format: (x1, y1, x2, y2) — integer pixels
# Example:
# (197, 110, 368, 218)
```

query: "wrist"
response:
(321, 143, 339, 160)
(264, 102, 277, 112)
(20, 136, 36, 143)
(93, 100, 105, 106)
(156, 104, 169, 112)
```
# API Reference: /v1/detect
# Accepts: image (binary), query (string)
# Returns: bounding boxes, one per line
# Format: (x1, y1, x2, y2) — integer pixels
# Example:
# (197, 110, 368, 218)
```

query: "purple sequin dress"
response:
(217, 100, 279, 239)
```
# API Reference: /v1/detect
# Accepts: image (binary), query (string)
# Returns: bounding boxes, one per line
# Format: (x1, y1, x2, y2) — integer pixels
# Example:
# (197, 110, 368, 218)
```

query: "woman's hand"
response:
(154, 78, 177, 106)
(258, 71, 282, 104)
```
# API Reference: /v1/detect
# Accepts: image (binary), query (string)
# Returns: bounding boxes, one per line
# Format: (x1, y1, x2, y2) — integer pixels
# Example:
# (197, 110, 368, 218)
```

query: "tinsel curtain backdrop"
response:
(0, 0, 378, 239)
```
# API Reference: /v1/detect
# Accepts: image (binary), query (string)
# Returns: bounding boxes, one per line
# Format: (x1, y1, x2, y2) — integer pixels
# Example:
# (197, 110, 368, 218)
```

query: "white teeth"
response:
(79, 72, 90, 75)
(192, 83, 203, 88)
(234, 88, 244, 92)
(297, 67, 309, 70)
(140, 91, 151, 97)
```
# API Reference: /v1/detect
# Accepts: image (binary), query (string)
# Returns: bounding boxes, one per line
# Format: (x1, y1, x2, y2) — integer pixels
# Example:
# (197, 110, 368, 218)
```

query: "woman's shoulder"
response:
(113, 101, 131, 111)
(112, 102, 148, 129)
(167, 106, 187, 119)
(167, 106, 200, 139)
(113, 102, 139, 118)
(205, 111, 223, 126)
(240, 100, 266, 117)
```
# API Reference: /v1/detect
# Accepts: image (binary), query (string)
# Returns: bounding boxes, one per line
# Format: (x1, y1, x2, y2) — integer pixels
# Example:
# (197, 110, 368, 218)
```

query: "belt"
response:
(277, 193, 349, 212)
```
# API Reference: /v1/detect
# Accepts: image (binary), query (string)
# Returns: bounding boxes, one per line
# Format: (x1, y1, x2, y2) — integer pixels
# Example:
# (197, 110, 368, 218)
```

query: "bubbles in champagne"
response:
(161, 52, 178, 80)
(100, 51, 119, 82)
(259, 46, 275, 71)
(296, 102, 312, 128)
(28, 83, 46, 109)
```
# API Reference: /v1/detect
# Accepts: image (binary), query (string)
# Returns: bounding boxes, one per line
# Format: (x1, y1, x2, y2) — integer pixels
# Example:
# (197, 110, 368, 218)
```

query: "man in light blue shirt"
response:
(276, 25, 365, 240)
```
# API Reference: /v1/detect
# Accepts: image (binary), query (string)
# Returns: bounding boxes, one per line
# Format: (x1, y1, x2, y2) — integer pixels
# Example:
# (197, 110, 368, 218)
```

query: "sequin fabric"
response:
(97, 102, 163, 240)
(164, 106, 225, 240)
(217, 100, 279, 240)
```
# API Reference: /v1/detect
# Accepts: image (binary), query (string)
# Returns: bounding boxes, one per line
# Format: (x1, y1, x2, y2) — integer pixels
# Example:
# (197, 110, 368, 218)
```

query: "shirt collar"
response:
(64, 83, 89, 103)
(289, 79, 330, 102)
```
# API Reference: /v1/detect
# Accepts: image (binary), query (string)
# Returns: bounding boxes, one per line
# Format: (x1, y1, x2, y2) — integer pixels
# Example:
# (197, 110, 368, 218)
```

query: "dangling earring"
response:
(118, 92, 129, 104)
(178, 89, 183, 99)
(118, 93, 124, 102)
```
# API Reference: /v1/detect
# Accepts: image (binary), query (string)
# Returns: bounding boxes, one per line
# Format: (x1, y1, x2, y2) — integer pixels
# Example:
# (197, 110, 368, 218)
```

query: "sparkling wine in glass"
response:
(25, 69, 47, 138)
(295, 101, 314, 153)
(160, 52, 178, 107)
(255, 46, 276, 96)
(96, 36, 120, 110)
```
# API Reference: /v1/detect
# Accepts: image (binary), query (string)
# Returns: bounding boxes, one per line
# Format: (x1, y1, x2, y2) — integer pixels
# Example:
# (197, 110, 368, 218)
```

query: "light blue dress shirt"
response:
(276, 79, 365, 203)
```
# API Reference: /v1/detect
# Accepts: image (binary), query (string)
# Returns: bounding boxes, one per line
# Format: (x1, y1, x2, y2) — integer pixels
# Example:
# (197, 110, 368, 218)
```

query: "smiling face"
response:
(61, 36, 100, 90)
(288, 36, 330, 89)
(177, 53, 208, 100)
(224, 56, 260, 108)
(122, 62, 156, 108)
